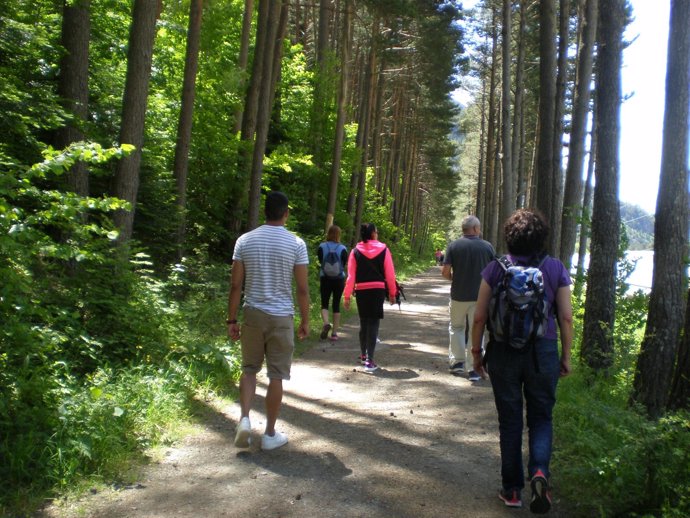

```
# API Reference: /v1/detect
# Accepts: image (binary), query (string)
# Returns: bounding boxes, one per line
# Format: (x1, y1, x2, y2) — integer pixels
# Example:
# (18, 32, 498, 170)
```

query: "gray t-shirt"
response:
(444, 235, 495, 301)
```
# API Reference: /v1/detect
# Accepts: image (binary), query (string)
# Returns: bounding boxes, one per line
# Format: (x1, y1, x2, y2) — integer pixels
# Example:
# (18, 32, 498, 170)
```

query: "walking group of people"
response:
(226, 191, 573, 514)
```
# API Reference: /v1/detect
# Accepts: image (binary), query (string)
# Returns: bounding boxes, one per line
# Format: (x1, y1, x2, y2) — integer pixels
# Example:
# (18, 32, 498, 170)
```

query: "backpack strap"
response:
(496, 255, 513, 271)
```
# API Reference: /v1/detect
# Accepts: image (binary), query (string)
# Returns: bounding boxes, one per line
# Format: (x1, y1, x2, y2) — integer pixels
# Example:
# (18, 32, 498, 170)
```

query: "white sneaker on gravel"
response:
(261, 431, 288, 450)
(234, 416, 251, 448)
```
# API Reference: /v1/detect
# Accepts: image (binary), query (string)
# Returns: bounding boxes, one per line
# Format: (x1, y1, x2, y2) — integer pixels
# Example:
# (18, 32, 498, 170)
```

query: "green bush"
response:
(555, 373, 690, 517)
(554, 261, 688, 517)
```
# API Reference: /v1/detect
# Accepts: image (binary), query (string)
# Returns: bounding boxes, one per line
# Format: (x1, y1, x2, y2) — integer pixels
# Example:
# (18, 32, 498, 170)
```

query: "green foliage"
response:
(0, 144, 240, 513)
(555, 276, 688, 517)
(555, 372, 690, 517)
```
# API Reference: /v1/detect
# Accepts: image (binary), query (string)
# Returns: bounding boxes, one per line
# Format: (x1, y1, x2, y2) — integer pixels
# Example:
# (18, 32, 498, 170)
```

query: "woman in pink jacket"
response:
(343, 223, 397, 372)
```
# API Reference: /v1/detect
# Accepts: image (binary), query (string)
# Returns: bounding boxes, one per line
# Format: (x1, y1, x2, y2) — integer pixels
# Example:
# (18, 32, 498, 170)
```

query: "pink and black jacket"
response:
(343, 240, 397, 301)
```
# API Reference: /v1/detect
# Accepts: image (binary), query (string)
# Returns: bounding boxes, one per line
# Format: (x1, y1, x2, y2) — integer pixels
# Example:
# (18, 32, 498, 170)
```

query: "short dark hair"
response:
(360, 223, 377, 242)
(265, 191, 289, 221)
(503, 208, 550, 256)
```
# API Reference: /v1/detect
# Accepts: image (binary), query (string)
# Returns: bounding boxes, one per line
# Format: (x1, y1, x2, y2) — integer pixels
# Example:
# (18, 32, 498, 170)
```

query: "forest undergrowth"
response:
(1, 149, 687, 517)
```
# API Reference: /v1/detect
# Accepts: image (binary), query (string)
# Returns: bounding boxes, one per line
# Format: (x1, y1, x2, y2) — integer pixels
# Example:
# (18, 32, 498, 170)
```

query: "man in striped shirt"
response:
(227, 191, 310, 451)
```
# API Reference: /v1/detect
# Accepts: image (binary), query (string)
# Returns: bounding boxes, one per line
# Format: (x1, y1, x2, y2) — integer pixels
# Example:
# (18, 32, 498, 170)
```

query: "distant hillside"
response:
(621, 202, 654, 250)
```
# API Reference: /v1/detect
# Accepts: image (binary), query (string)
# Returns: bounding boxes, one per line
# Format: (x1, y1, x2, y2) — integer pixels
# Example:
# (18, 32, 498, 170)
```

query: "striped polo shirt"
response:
(232, 224, 309, 317)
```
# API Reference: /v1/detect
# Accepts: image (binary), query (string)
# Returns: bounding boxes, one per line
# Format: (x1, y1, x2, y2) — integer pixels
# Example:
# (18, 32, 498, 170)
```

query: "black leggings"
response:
(320, 277, 345, 312)
(355, 288, 385, 360)
(359, 317, 381, 360)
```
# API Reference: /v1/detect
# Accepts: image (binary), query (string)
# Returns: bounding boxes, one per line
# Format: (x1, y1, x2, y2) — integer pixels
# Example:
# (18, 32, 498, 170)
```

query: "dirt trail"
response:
(40, 267, 571, 518)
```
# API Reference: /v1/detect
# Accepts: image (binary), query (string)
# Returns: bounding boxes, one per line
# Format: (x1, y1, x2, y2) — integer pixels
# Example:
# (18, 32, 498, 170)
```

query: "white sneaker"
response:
(234, 416, 251, 448)
(261, 431, 288, 450)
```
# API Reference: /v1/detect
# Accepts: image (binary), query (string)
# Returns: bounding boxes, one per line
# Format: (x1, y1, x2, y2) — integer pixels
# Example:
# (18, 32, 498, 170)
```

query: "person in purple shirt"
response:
(471, 209, 573, 513)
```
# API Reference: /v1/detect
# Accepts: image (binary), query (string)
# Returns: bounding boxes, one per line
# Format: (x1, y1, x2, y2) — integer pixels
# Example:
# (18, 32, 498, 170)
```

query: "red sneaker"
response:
(498, 488, 522, 508)
(530, 469, 551, 514)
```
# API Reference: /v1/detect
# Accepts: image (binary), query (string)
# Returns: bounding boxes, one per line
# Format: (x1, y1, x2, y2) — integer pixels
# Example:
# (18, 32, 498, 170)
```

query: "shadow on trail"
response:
(39, 267, 572, 517)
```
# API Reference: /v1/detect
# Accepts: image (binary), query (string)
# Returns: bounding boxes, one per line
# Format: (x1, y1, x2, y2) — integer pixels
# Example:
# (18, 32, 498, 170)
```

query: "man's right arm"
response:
(441, 264, 452, 280)
(294, 263, 310, 339)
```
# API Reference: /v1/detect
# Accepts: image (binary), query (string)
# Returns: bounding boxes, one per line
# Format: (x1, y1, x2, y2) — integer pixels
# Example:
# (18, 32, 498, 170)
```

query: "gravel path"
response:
(40, 267, 572, 518)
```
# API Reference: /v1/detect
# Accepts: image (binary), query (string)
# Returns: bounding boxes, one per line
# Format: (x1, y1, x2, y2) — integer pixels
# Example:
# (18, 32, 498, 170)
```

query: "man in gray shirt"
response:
(441, 215, 495, 380)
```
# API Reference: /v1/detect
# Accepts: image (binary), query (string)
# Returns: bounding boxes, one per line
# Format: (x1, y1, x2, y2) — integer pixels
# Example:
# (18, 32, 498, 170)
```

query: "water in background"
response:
(573, 250, 655, 294)
(624, 250, 654, 293)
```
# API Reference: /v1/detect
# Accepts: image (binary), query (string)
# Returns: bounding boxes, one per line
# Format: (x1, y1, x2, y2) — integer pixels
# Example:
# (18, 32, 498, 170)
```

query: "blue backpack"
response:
(322, 243, 344, 279)
(487, 255, 549, 350)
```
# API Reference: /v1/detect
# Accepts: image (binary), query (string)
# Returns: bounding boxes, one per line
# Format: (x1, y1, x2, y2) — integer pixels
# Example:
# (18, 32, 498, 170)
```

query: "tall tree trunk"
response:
(483, 8, 499, 246)
(574, 119, 596, 299)
(581, 0, 624, 371)
(112, 0, 160, 242)
(325, 0, 352, 232)
(512, 0, 527, 210)
(371, 64, 385, 192)
(173, 0, 203, 260)
(535, 0, 556, 252)
(233, 0, 254, 133)
(55, 0, 90, 197)
(551, 0, 570, 257)
(669, 288, 690, 411)
(633, 0, 690, 417)
(311, 0, 333, 172)
(498, 0, 513, 252)
(228, 0, 268, 236)
(560, 0, 597, 269)
(353, 19, 379, 240)
(247, 0, 285, 229)
(476, 69, 488, 222)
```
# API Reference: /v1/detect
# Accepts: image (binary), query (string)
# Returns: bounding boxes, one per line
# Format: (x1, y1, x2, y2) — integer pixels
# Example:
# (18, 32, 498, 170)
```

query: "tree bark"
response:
(560, 0, 597, 269)
(498, 0, 513, 252)
(55, 0, 90, 197)
(483, 8, 499, 246)
(173, 0, 203, 260)
(112, 0, 160, 242)
(633, 0, 690, 417)
(574, 118, 596, 299)
(232, 0, 254, 134)
(325, 0, 352, 232)
(669, 288, 690, 411)
(535, 0, 556, 252)
(551, 0, 570, 257)
(312, 0, 333, 168)
(581, 0, 624, 371)
(476, 65, 488, 222)
(512, 0, 527, 210)
(247, 0, 285, 230)
(353, 18, 379, 240)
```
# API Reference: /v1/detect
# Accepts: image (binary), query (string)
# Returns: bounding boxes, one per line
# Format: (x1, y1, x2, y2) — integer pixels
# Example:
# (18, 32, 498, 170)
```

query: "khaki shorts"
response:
(240, 307, 295, 380)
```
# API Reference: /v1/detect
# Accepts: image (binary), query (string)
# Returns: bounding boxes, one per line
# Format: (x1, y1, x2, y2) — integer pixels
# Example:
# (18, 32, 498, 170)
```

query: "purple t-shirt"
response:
(481, 254, 572, 339)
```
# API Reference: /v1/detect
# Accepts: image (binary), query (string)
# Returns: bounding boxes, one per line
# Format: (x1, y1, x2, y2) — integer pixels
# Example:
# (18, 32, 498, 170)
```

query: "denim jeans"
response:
(486, 337, 560, 492)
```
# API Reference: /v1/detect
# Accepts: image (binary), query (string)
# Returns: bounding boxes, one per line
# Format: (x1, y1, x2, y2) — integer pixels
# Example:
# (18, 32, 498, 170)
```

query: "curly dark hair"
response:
(503, 209, 550, 256)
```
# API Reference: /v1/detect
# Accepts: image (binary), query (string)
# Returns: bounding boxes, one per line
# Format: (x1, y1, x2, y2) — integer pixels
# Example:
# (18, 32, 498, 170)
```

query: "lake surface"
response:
(624, 250, 654, 292)
(573, 250, 656, 294)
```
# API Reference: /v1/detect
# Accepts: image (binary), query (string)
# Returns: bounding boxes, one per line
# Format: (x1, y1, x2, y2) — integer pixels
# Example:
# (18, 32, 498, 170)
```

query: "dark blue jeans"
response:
(486, 338, 560, 492)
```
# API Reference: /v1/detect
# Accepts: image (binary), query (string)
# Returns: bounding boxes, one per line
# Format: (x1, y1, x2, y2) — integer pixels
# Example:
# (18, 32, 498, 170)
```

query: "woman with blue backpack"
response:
(317, 225, 349, 341)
